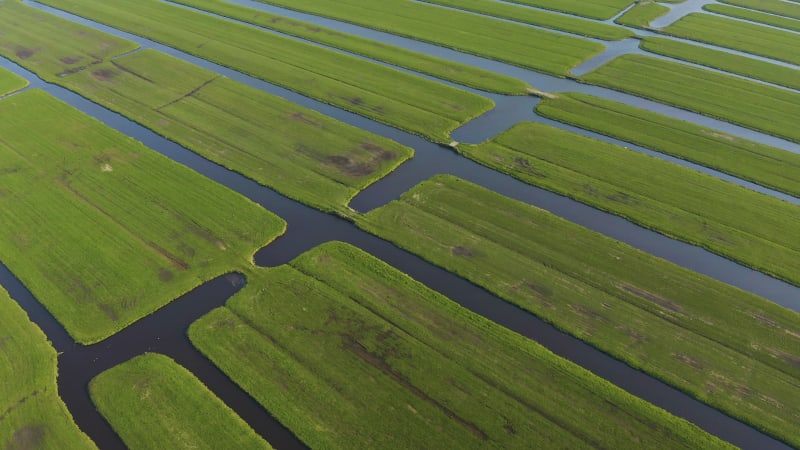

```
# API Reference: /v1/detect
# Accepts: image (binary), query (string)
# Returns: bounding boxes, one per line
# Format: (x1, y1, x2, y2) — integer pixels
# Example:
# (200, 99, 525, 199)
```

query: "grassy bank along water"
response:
(0, 89, 284, 343)
(90, 353, 271, 450)
(614, 2, 669, 27)
(718, 0, 800, 21)
(662, 13, 800, 66)
(0, 286, 96, 449)
(536, 92, 800, 196)
(0, 68, 28, 96)
(459, 121, 800, 286)
(357, 175, 800, 447)
(705, 3, 800, 33)
(168, 0, 530, 95)
(580, 54, 800, 143)
(500, 0, 634, 20)
(190, 241, 731, 449)
(239, 0, 606, 75)
(33, 0, 493, 142)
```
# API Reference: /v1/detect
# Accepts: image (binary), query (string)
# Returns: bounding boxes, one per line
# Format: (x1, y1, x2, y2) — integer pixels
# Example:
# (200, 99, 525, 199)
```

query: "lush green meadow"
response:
(90, 353, 270, 449)
(242, 0, 606, 75)
(536, 92, 800, 196)
(0, 89, 284, 343)
(0, 287, 95, 449)
(581, 54, 800, 143)
(459, 121, 800, 286)
(169, 0, 530, 95)
(663, 13, 800, 66)
(417, 0, 633, 40)
(358, 176, 800, 446)
(35, 0, 492, 142)
(191, 241, 730, 449)
(640, 37, 800, 90)
(502, 0, 633, 20)
(614, 1, 669, 27)
(718, 0, 800, 20)
(705, 3, 800, 32)
(0, 68, 28, 96)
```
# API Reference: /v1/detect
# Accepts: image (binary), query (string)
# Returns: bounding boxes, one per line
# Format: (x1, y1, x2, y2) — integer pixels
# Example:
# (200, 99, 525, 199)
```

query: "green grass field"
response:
(0, 89, 284, 343)
(0, 68, 28, 96)
(357, 175, 800, 447)
(242, 0, 605, 75)
(190, 241, 731, 449)
(459, 121, 800, 286)
(640, 37, 800, 90)
(662, 13, 800, 66)
(417, 0, 633, 40)
(90, 353, 271, 450)
(34, 0, 493, 142)
(169, 0, 530, 95)
(718, 0, 800, 20)
(502, 0, 633, 20)
(536, 92, 800, 196)
(0, 287, 96, 449)
(581, 54, 800, 143)
(614, 2, 669, 27)
(705, 3, 800, 32)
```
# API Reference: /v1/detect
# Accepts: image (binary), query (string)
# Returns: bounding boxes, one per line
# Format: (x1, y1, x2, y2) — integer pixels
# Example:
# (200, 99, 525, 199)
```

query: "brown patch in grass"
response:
(513, 157, 547, 178)
(324, 155, 375, 177)
(5, 425, 45, 450)
(91, 68, 117, 81)
(158, 268, 174, 282)
(750, 312, 779, 328)
(780, 352, 800, 369)
(60, 56, 82, 65)
(15, 48, 35, 60)
(288, 111, 322, 127)
(451, 245, 474, 257)
(570, 304, 605, 321)
(99, 304, 119, 321)
(349, 97, 364, 106)
(674, 353, 705, 370)
(701, 129, 736, 142)
(620, 284, 682, 312)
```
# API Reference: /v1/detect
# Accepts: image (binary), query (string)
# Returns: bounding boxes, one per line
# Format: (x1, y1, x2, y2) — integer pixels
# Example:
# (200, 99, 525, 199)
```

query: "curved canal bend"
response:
(0, 2, 797, 449)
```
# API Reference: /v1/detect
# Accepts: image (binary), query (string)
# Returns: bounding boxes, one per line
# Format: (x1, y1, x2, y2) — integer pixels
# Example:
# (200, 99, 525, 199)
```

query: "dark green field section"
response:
(581, 54, 800, 143)
(502, 0, 633, 20)
(536, 92, 800, 196)
(0, 89, 284, 343)
(34, 0, 493, 142)
(358, 176, 800, 447)
(614, 1, 669, 27)
(416, 0, 633, 40)
(640, 37, 800, 91)
(718, 0, 800, 20)
(168, 0, 530, 95)
(239, 0, 605, 75)
(662, 13, 800, 66)
(459, 121, 800, 287)
(0, 68, 28, 96)
(705, 3, 800, 32)
(0, 287, 96, 449)
(190, 242, 730, 449)
(90, 354, 271, 450)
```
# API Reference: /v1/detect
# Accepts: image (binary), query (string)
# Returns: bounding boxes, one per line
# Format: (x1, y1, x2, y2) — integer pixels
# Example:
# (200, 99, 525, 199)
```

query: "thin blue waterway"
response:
(651, 0, 718, 28)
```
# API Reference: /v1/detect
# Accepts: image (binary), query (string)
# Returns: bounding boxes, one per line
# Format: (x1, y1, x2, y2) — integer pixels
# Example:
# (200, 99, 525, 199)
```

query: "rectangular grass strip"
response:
(614, 1, 669, 27)
(501, 0, 634, 20)
(580, 54, 800, 143)
(705, 3, 800, 32)
(0, 287, 96, 449)
(190, 241, 731, 449)
(90, 353, 271, 450)
(31, 0, 493, 141)
(358, 175, 800, 447)
(0, 68, 28, 96)
(536, 92, 800, 196)
(0, 89, 284, 343)
(718, 0, 800, 20)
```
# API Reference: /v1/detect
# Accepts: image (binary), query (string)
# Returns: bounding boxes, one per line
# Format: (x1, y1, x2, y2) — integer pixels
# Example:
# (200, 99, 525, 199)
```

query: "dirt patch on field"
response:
(514, 157, 547, 178)
(324, 155, 375, 177)
(701, 129, 736, 142)
(620, 284, 682, 312)
(674, 353, 705, 370)
(780, 352, 800, 368)
(158, 268, 174, 282)
(750, 312, 779, 328)
(15, 48, 36, 60)
(287, 111, 322, 127)
(451, 245, 474, 257)
(60, 56, 83, 65)
(99, 304, 119, 322)
(91, 68, 118, 81)
(5, 425, 45, 450)
(570, 304, 606, 322)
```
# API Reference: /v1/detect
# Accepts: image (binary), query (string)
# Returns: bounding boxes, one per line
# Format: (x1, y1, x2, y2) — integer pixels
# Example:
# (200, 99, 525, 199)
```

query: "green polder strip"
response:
(418, 0, 633, 40)
(90, 354, 271, 450)
(0, 89, 284, 343)
(358, 175, 800, 447)
(245, 0, 603, 75)
(536, 92, 800, 196)
(0, 68, 28, 96)
(614, 2, 669, 27)
(190, 241, 731, 449)
(0, 287, 96, 449)
(581, 54, 800, 143)
(641, 37, 800, 91)
(460, 121, 800, 286)
(719, 0, 800, 21)
(33, 0, 492, 142)
(705, 3, 800, 33)
(662, 13, 800, 66)
(502, 0, 633, 20)
(170, 0, 530, 95)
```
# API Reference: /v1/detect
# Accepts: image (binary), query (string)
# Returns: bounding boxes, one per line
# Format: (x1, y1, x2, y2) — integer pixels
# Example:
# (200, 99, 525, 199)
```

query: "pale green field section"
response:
(537, 92, 800, 196)
(719, 0, 800, 20)
(0, 287, 96, 449)
(191, 242, 731, 449)
(34, 0, 493, 142)
(90, 353, 271, 450)
(581, 54, 800, 143)
(0, 89, 284, 343)
(243, 0, 605, 75)
(705, 3, 800, 32)
(0, 68, 28, 96)
(170, 0, 530, 95)
(503, 0, 633, 20)
(358, 176, 800, 447)
(614, 2, 669, 27)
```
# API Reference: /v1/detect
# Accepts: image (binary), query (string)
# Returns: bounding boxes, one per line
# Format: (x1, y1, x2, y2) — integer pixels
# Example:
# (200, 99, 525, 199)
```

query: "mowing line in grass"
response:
(90, 353, 271, 450)
(705, 3, 800, 33)
(190, 241, 732, 449)
(357, 175, 800, 447)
